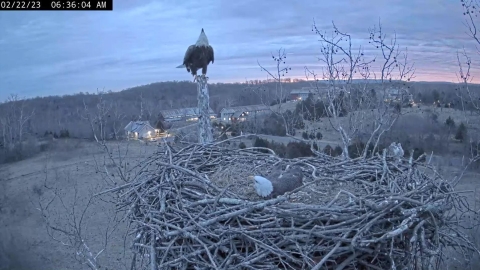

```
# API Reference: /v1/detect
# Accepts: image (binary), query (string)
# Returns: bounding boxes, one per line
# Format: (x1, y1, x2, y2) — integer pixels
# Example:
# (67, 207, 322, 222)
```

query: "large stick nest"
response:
(112, 144, 478, 270)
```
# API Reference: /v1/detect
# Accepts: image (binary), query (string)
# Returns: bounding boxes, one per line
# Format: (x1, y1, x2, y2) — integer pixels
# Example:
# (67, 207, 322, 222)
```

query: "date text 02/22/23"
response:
(0, 0, 113, 10)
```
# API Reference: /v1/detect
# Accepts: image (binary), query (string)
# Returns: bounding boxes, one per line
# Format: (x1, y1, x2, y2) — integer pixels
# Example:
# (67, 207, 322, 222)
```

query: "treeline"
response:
(221, 102, 476, 166)
(0, 80, 306, 141)
(1, 80, 479, 164)
(1, 80, 477, 142)
(246, 137, 426, 160)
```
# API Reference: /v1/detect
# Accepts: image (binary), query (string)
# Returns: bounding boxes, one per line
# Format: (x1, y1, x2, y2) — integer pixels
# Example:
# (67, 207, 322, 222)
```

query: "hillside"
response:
(1, 80, 478, 140)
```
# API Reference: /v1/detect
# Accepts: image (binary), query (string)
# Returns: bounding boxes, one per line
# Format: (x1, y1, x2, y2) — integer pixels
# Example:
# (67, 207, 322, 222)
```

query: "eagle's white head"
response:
(195, 28, 209, 47)
(248, 175, 273, 197)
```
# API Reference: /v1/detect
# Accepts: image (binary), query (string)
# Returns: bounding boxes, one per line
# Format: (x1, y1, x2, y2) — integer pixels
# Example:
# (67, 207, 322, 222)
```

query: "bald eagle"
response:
(176, 28, 214, 81)
(248, 166, 304, 198)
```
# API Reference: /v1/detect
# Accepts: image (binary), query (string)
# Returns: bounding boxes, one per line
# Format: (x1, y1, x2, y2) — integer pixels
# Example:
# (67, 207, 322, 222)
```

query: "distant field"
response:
(0, 139, 156, 270)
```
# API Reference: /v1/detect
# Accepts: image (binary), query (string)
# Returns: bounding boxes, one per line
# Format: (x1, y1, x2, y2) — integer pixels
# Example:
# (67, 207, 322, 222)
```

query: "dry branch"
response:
(104, 144, 478, 270)
(457, 0, 480, 167)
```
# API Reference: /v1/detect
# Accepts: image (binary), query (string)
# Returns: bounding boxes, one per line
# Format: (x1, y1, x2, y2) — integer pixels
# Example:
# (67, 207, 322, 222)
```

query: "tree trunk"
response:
(197, 76, 213, 145)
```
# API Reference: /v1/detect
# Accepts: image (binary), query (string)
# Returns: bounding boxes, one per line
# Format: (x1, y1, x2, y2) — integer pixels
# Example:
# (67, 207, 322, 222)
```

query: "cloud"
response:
(0, 0, 479, 100)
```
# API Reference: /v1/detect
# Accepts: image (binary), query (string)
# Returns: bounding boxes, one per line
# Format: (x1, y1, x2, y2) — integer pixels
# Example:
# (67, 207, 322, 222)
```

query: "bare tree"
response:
(37, 91, 156, 269)
(166, 99, 175, 109)
(462, 0, 480, 47)
(0, 94, 35, 148)
(78, 90, 113, 142)
(456, 0, 480, 167)
(37, 176, 103, 270)
(257, 49, 291, 110)
(143, 99, 158, 121)
(34, 148, 126, 270)
(456, 0, 479, 115)
(138, 92, 145, 121)
(256, 49, 299, 136)
(137, 92, 158, 121)
(224, 97, 237, 108)
(254, 21, 414, 159)
(304, 20, 414, 158)
(110, 100, 126, 140)
(0, 116, 7, 148)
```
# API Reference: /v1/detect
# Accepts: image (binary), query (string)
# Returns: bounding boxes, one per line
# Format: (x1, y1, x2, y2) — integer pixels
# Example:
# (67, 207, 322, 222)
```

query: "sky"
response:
(0, 0, 479, 100)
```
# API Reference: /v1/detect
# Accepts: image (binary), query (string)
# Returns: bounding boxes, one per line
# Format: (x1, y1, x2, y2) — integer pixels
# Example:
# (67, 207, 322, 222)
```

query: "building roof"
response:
(124, 121, 155, 132)
(290, 87, 315, 95)
(159, 107, 215, 118)
(220, 104, 269, 114)
(385, 87, 410, 95)
(232, 111, 244, 118)
(290, 86, 332, 95)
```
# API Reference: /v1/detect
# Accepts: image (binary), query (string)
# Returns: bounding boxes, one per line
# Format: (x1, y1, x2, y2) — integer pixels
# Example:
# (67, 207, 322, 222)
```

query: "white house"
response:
(159, 107, 216, 122)
(124, 121, 157, 139)
(384, 87, 413, 104)
(220, 104, 269, 123)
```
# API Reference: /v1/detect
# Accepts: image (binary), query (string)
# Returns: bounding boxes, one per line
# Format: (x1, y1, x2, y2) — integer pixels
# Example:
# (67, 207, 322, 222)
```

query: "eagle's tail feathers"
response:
(176, 64, 185, 68)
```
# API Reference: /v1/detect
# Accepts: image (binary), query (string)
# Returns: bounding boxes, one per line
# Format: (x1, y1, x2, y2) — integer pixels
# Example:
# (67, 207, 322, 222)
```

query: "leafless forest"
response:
(0, 79, 477, 151)
(1, 2, 480, 270)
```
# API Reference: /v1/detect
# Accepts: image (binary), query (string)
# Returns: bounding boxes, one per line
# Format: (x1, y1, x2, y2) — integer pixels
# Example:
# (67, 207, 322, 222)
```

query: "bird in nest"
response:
(387, 142, 404, 162)
(248, 165, 304, 198)
(176, 28, 214, 83)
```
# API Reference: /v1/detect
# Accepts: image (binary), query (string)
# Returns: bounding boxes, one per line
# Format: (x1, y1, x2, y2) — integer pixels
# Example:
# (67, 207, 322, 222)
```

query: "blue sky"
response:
(0, 0, 478, 100)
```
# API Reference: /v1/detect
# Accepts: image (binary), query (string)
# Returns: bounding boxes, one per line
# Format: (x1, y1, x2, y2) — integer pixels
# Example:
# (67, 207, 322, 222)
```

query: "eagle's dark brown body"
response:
(249, 165, 304, 198)
(183, 44, 214, 76)
(267, 166, 304, 197)
(178, 28, 214, 79)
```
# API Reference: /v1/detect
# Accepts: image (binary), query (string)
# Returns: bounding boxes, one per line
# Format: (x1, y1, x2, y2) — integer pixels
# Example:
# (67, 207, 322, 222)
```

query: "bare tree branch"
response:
(457, 0, 480, 167)
(304, 20, 415, 159)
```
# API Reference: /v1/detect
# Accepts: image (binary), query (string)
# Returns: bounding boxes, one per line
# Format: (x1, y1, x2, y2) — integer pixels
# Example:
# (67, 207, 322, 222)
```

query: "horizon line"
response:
(4, 78, 479, 102)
